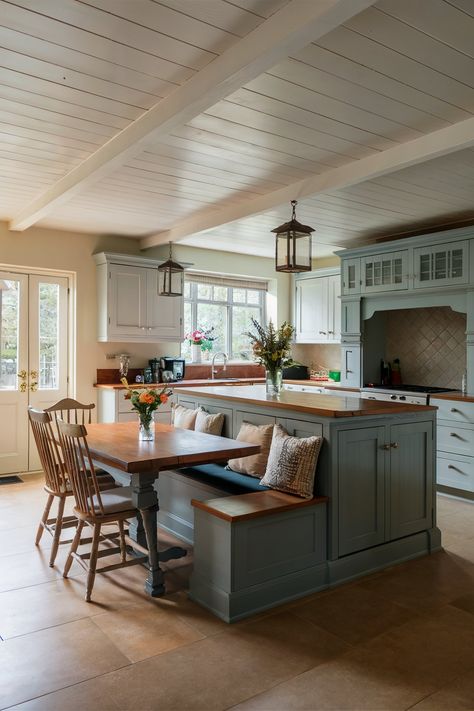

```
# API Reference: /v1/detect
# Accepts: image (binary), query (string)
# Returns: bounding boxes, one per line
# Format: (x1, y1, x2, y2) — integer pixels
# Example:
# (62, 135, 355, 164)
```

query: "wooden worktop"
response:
(430, 391, 474, 403)
(94, 377, 263, 389)
(174, 384, 436, 418)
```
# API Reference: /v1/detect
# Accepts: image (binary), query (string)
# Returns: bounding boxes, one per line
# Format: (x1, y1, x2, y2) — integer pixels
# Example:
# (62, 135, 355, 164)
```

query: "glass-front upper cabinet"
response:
(342, 258, 361, 295)
(361, 250, 408, 293)
(413, 241, 469, 288)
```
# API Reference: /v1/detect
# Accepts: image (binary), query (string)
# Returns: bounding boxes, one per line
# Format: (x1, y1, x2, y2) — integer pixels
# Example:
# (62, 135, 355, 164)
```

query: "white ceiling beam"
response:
(141, 116, 474, 249)
(8, 0, 375, 232)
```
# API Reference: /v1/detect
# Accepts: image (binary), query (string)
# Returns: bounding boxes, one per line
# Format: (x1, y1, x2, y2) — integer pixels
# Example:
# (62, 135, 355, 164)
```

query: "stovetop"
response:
(363, 384, 458, 394)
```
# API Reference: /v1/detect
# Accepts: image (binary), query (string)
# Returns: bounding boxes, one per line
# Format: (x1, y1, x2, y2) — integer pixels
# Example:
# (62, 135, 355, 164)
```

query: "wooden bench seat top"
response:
(191, 491, 328, 523)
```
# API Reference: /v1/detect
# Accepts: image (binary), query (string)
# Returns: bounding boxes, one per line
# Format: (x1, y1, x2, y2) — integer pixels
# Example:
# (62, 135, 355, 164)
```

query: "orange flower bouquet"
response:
(121, 378, 172, 441)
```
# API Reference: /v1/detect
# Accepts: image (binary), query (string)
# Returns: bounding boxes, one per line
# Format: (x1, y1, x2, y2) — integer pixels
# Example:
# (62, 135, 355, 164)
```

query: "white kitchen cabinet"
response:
(361, 250, 409, 293)
(431, 396, 474, 497)
(342, 258, 361, 295)
(94, 252, 183, 343)
(294, 269, 340, 344)
(97, 387, 175, 424)
(413, 241, 469, 288)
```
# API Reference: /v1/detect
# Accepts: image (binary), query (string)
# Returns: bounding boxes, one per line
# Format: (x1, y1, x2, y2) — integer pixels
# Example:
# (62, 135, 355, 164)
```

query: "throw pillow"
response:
(195, 408, 225, 436)
(227, 421, 274, 478)
(260, 424, 323, 499)
(172, 403, 198, 430)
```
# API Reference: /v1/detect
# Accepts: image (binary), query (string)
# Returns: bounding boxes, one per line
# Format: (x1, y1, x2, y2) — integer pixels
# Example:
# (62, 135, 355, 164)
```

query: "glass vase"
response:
(191, 343, 201, 363)
(265, 367, 282, 396)
(138, 411, 155, 441)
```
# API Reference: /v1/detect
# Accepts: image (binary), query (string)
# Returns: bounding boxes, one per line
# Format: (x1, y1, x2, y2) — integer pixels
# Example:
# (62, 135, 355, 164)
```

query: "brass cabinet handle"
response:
(381, 444, 391, 450)
(391, 442, 399, 449)
(450, 407, 458, 413)
(449, 432, 458, 437)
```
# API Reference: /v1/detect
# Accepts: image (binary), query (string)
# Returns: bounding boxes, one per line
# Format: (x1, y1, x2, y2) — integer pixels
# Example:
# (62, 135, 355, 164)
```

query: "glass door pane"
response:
(38, 282, 60, 389)
(0, 279, 20, 390)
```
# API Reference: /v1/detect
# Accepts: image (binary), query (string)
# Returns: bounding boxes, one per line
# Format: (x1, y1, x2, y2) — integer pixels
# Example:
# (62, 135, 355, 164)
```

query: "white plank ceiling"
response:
(1, 0, 474, 257)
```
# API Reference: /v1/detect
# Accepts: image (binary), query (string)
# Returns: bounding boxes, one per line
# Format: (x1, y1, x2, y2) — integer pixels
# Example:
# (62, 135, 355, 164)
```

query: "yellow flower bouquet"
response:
(246, 318, 294, 395)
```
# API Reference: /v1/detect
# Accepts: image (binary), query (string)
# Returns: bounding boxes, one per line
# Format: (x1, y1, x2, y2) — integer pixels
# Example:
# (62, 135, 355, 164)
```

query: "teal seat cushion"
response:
(177, 463, 269, 494)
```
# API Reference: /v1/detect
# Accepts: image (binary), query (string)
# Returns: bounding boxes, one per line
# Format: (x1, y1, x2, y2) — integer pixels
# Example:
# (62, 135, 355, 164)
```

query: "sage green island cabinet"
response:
(167, 385, 438, 621)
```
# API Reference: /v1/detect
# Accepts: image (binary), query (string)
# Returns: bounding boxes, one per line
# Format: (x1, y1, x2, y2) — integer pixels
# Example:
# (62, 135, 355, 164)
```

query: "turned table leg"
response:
(130, 472, 165, 597)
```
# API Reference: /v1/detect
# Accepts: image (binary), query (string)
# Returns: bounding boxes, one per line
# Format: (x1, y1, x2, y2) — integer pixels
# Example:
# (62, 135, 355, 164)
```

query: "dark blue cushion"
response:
(176, 463, 269, 494)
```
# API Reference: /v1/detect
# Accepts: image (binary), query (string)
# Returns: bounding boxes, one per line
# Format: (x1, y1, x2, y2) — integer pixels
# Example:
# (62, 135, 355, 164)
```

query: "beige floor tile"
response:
(291, 583, 419, 644)
(91, 602, 205, 662)
(98, 611, 349, 711)
(0, 618, 130, 709)
(410, 668, 474, 710)
(6, 676, 121, 711)
(360, 605, 474, 689)
(232, 649, 431, 710)
(0, 548, 75, 593)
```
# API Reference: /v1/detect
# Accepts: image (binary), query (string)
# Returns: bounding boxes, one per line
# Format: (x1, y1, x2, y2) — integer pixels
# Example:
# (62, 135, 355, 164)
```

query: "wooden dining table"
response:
(84, 421, 260, 597)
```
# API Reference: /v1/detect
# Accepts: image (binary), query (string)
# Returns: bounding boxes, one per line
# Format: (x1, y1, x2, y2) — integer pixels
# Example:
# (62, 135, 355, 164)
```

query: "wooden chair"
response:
(29, 400, 117, 567)
(57, 419, 146, 602)
(28, 408, 80, 567)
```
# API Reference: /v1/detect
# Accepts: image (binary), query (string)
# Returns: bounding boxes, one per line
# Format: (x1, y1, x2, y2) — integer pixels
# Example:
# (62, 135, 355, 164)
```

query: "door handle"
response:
(29, 370, 38, 392)
(17, 370, 27, 392)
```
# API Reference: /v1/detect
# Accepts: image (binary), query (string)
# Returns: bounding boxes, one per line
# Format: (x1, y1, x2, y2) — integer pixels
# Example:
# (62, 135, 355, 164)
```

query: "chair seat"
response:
(90, 486, 136, 515)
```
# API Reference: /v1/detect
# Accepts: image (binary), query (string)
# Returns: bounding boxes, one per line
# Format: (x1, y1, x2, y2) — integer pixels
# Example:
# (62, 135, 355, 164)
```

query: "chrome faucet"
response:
(211, 352, 228, 379)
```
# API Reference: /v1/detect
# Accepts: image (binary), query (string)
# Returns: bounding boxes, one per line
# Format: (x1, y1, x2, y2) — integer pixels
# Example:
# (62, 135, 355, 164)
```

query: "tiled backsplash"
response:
(291, 344, 341, 374)
(385, 307, 466, 389)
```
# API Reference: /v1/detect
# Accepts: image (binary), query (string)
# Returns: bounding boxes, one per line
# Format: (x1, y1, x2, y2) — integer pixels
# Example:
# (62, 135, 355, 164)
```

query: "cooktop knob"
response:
(390, 395, 397, 400)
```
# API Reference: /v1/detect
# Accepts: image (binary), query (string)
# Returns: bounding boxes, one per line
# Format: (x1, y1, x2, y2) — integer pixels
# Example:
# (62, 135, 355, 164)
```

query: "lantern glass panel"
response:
(276, 231, 311, 272)
(159, 266, 183, 296)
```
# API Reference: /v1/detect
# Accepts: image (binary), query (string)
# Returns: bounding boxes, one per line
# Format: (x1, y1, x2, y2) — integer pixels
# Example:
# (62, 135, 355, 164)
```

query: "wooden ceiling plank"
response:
(0, 108, 109, 145)
(0, 49, 163, 108)
(228, 84, 398, 149)
(294, 43, 456, 125)
(349, 6, 474, 86)
(320, 24, 474, 113)
(156, 0, 267, 35)
(0, 25, 178, 97)
(262, 64, 425, 138)
(9, 0, 216, 70)
(141, 115, 474, 249)
(376, 0, 474, 58)
(1, 1, 194, 82)
(205, 99, 377, 158)
(0, 67, 142, 119)
(166, 127, 321, 176)
(0, 85, 129, 130)
(10, 0, 376, 231)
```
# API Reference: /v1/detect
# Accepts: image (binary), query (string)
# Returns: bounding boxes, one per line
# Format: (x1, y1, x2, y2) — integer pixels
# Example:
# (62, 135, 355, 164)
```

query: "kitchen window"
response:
(181, 273, 267, 361)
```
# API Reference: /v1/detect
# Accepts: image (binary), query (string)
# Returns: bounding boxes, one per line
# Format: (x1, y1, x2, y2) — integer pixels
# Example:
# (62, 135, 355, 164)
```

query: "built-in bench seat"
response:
(177, 463, 270, 494)
(190, 488, 328, 622)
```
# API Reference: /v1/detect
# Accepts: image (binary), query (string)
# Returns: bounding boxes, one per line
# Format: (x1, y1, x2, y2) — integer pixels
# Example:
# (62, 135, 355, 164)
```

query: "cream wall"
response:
(0, 222, 290, 407)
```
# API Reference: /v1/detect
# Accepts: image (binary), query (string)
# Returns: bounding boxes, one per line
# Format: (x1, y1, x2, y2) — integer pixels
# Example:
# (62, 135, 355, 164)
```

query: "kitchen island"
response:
(168, 385, 440, 621)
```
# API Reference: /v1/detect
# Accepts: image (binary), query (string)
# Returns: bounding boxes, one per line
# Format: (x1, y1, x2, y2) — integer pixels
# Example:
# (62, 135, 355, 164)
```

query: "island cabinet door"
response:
(388, 421, 433, 541)
(338, 426, 386, 556)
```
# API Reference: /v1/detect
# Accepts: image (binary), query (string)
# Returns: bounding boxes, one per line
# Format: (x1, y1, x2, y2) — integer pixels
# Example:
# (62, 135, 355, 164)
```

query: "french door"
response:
(0, 271, 69, 474)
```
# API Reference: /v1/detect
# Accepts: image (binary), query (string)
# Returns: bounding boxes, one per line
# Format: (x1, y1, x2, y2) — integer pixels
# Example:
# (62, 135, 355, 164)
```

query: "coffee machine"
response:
(159, 357, 185, 382)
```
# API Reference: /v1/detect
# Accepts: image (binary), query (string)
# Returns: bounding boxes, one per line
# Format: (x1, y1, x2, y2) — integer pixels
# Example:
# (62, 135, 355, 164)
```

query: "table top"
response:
(85, 421, 260, 474)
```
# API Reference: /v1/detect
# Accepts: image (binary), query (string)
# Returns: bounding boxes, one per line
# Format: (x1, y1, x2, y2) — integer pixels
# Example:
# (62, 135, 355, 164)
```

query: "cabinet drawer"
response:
(438, 424, 474, 456)
(437, 453, 474, 492)
(432, 398, 474, 425)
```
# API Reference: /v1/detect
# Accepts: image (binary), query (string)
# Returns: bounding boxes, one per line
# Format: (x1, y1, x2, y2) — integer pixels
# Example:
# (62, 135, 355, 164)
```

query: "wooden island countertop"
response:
(174, 384, 436, 418)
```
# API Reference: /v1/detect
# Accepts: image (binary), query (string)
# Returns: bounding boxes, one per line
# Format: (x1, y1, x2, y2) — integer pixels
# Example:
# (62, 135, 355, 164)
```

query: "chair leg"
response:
(118, 520, 126, 563)
(36, 493, 54, 545)
(63, 520, 84, 578)
(86, 523, 101, 602)
(49, 496, 65, 567)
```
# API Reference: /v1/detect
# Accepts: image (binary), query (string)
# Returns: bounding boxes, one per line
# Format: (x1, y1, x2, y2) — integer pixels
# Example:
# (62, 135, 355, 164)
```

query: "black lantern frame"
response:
(158, 242, 184, 297)
(272, 200, 314, 273)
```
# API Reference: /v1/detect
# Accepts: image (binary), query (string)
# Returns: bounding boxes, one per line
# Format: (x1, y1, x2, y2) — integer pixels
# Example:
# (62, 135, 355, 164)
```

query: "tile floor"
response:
(0, 473, 473, 711)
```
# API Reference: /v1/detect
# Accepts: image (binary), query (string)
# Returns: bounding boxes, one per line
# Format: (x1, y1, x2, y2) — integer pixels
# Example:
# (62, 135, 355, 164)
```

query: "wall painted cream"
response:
(0, 222, 290, 407)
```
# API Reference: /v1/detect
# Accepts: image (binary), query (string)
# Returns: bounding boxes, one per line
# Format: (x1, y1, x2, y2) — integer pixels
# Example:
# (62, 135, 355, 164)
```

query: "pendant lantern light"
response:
(272, 200, 314, 272)
(158, 242, 184, 297)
